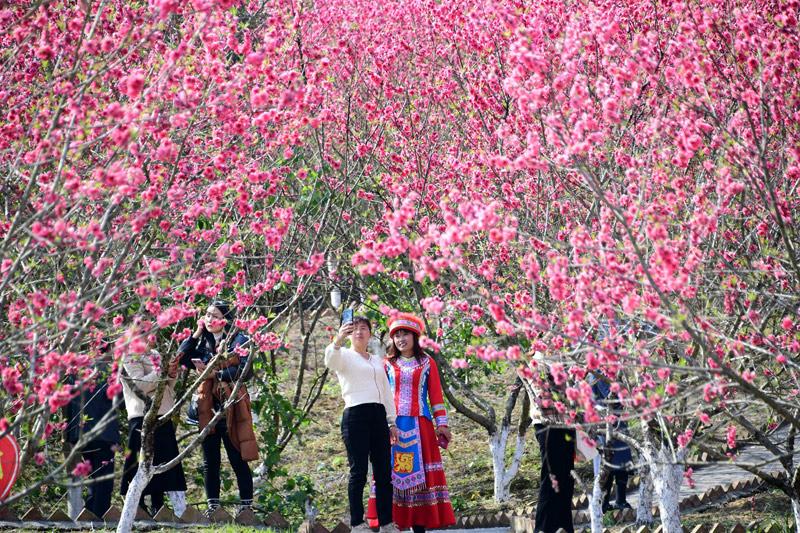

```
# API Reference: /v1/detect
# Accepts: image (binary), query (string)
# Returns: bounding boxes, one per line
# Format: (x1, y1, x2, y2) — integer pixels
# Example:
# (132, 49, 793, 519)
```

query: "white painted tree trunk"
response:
(651, 446, 684, 533)
(792, 498, 800, 533)
(588, 466, 604, 533)
(488, 425, 527, 502)
(167, 491, 187, 518)
(117, 462, 152, 533)
(67, 484, 83, 520)
(636, 461, 655, 524)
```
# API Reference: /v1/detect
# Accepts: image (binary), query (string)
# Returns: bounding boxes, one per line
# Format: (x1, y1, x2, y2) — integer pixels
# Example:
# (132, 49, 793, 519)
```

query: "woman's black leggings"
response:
(341, 403, 392, 527)
(202, 423, 253, 504)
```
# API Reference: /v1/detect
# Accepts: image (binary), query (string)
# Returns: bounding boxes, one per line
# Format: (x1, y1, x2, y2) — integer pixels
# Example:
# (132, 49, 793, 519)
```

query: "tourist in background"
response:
(521, 351, 575, 533)
(179, 300, 257, 519)
(64, 342, 120, 519)
(119, 340, 187, 517)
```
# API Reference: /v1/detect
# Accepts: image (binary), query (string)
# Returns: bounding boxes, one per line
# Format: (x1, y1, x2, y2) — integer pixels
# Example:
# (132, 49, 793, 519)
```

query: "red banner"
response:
(0, 434, 21, 501)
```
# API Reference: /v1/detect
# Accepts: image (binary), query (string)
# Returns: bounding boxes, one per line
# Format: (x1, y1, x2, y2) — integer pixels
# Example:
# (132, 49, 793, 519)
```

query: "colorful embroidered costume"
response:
(367, 355, 456, 529)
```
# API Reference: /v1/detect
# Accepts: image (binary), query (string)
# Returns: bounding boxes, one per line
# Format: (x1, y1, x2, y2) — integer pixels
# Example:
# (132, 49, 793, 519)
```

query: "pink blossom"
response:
(684, 468, 695, 489)
(419, 336, 441, 353)
(726, 426, 737, 451)
(2, 367, 23, 396)
(36, 44, 54, 61)
(472, 325, 487, 337)
(421, 297, 445, 315)
(72, 460, 93, 478)
(677, 429, 694, 449)
(122, 69, 145, 99)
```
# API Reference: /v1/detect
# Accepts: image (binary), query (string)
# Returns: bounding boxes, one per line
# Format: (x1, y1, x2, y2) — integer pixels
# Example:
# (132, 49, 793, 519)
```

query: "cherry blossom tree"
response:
(3, 0, 799, 532)
(339, 0, 800, 531)
(0, 0, 345, 529)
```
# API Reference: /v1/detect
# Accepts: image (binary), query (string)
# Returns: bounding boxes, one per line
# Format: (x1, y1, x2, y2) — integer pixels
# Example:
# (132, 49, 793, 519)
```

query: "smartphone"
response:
(191, 358, 203, 367)
(341, 308, 354, 325)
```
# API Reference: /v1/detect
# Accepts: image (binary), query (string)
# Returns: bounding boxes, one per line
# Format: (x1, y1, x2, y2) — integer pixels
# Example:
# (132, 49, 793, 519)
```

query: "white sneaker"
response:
(379, 524, 401, 533)
(351, 523, 373, 533)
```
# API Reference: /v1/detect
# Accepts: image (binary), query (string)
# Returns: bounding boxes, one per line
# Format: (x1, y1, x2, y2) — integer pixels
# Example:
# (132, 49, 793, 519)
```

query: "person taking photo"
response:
(325, 314, 399, 533)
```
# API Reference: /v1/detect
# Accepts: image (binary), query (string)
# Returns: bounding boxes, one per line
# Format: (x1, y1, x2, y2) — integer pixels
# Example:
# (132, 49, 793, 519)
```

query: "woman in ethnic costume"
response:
(367, 312, 456, 532)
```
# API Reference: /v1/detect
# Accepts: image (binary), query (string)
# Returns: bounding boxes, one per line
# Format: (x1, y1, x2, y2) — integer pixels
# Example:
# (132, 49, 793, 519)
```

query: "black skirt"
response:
(121, 416, 187, 495)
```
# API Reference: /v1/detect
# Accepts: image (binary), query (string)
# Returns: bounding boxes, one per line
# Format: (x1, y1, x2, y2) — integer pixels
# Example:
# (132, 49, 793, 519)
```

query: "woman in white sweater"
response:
(325, 316, 399, 533)
(119, 349, 187, 516)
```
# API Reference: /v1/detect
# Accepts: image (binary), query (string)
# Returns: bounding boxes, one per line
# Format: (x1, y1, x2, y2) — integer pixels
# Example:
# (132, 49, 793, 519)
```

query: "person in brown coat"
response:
(179, 300, 258, 518)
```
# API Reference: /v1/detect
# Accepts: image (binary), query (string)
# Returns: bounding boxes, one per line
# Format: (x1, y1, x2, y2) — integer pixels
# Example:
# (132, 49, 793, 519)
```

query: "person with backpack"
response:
(179, 300, 257, 518)
(590, 374, 633, 512)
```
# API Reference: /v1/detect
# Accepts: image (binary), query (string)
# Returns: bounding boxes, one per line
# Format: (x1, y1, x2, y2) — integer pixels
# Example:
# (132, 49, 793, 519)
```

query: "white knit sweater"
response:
(324, 343, 397, 425)
(120, 351, 176, 420)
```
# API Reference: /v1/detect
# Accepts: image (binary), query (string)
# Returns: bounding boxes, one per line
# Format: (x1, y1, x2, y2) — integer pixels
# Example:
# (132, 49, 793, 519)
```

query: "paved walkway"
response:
(626, 425, 795, 509)
(433, 426, 797, 532)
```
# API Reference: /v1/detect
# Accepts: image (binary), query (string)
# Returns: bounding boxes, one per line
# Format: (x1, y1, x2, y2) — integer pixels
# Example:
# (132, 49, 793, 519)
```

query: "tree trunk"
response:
(117, 462, 151, 533)
(488, 424, 528, 502)
(167, 491, 186, 518)
(67, 484, 83, 520)
(651, 446, 684, 533)
(636, 460, 655, 524)
(588, 459, 604, 533)
(792, 498, 800, 533)
(489, 425, 511, 502)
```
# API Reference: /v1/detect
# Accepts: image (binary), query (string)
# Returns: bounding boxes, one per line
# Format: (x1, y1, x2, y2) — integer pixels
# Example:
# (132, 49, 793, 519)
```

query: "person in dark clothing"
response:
(64, 361, 121, 519)
(520, 352, 575, 533)
(179, 300, 257, 518)
(591, 377, 633, 512)
(534, 425, 576, 531)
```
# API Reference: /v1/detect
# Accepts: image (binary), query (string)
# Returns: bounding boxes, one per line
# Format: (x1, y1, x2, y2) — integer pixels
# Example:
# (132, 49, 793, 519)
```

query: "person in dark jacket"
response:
(179, 300, 257, 518)
(591, 376, 633, 512)
(64, 360, 120, 519)
(522, 352, 576, 533)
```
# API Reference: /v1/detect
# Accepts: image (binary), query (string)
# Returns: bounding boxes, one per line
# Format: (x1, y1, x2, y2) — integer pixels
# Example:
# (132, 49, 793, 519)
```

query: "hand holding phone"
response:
(191, 358, 206, 372)
(334, 322, 354, 348)
(167, 358, 180, 378)
(436, 426, 452, 449)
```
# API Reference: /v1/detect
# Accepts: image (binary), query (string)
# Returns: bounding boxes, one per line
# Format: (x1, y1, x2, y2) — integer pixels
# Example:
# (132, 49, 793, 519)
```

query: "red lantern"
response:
(0, 434, 21, 501)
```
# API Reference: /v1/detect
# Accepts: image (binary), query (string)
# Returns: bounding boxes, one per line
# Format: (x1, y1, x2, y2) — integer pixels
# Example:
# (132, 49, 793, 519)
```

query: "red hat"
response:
(388, 312, 424, 337)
